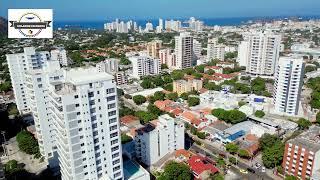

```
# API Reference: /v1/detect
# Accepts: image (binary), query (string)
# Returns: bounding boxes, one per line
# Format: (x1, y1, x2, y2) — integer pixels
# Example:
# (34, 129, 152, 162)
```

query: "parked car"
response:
(247, 168, 256, 173)
(261, 167, 266, 172)
(240, 169, 248, 174)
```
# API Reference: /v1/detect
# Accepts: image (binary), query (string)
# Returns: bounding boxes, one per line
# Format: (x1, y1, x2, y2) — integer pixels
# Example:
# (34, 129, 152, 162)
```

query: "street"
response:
(186, 132, 278, 180)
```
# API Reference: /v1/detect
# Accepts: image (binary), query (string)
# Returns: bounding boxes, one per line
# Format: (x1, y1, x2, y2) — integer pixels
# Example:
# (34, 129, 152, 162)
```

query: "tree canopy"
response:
(187, 97, 200, 107)
(212, 108, 247, 124)
(132, 95, 146, 105)
(297, 118, 312, 130)
(254, 110, 265, 118)
(259, 134, 284, 168)
(225, 143, 239, 154)
(158, 161, 192, 180)
(16, 130, 40, 156)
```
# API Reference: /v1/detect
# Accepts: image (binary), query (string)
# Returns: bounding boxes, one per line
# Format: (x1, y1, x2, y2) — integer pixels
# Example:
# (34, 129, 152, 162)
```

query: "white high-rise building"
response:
(236, 41, 250, 67)
(273, 56, 305, 116)
(241, 31, 281, 77)
(175, 32, 194, 69)
(51, 48, 69, 66)
(145, 22, 153, 32)
(159, 18, 163, 30)
(165, 20, 181, 32)
(6, 47, 50, 114)
(189, 17, 204, 32)
(134, 114, 184, 166)
(193, 39, 202, 64)
(49, 67, 123, 180)
(207, 38, 225, 62)
(129, 55, 161, 79)
(25, 60, 62, 167)
(96, 58, 119, 74)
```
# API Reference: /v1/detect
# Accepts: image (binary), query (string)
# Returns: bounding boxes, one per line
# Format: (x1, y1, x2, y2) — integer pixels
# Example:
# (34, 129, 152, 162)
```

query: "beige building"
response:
(173, 79, 203, 95)
(147, 40, 162, 58)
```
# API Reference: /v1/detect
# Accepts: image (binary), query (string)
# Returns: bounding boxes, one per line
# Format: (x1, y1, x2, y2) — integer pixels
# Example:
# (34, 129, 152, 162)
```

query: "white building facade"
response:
(134, 114, 184, 166)
(129, 55, 161, 78)
(175, 32, 194, 69)
(207, 38, 225, 62)
(51, 48, 69, 66)
(241, 31, 281, 77)
(49, 68, 123, 180)
(273, 56, 305, 116)
(6, 47, 50, 114)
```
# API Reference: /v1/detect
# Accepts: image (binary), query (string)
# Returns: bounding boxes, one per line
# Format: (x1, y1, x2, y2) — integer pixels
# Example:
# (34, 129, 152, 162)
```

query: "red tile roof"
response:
(188, 155, 219, 177)
(120, 115, 139, 125)
(175, 149, 193, 160)
(205, 66, 222, 70)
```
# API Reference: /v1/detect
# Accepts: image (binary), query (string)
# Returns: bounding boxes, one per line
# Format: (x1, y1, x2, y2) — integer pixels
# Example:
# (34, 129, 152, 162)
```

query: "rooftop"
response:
(188, 155, 219, 176)
(65, 67, 114, 85)
(287, 126, 320, 152)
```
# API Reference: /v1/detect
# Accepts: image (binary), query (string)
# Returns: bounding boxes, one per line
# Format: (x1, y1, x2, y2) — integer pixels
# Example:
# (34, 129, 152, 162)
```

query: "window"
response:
(38, 84, 43, 88)
(109, 118, 117, 124)
(88, 92, 94, 97)
(92, 123, 97, 129)
(111, 146, 119, 152)
(108, 103, 116, 109)
(107, 96, 116, 102)
(113, 165, 120, 171)
(111, 139, 118, 145)
(110, 125, 117, 131)
(37, 78, 42, 82)
(113, 159, 120, 165)
(112, 153, 119, 159)
(94, 138, 99, 144)
(106, 88, 115, 94)
(108, 110, 116, 116)
(110, 132, 118, 138)
(74, 95, 79, 99)
(76, 104, 80, 107)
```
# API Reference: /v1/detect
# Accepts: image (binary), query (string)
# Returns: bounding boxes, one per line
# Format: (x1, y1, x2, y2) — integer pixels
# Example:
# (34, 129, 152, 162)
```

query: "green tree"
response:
(120, 57, 131, 65)
(166, 92, 179, 101)
(5, 160, 19, 175)
(251, 77, 266, 95)
(210, 173, 224, 180)
(119, 106, 135, 117)
(171, 70, 184, 80)
(207, 69, 215, 75)
(238, 149, 250, 158)
(254, 110, 265, 118)
(158, 161, 192, 180)
(259, 134, 281, 151)
(297, 118, 312, 130)
(154, 91, 165, 101)
(161, 64, 168, 69)
(212, 108, 227, 119)
(135, 111, 157, 124)
(132, 95, 146, 105)
(238, 101, 246, 107)
(162, 83, 173, 91)
(187, 97, 200, 107)
(204, 82, 220, 91)
(147, 104, 162, 116)
(121, 134, 133, 144)
(16, 130, 40, 155)
(316, 111, 320, 124)
(305, 65, 317, 73)
(153, 76, 165, 86)
(226, 110, 247, 124)
(140, 79, 154, 89)
(285, 175, 297, 180)
(196, 131, 206, 139)
(195, 65, 205, 73)
(180, 92, 189, 100)
(262, 141, 284, 168)
(225, 143, 239, 154)
(229, 157, 237, 164)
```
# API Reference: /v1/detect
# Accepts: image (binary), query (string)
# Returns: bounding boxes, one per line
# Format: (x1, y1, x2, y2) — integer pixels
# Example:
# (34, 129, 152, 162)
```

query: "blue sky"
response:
(1, 0, 320, 21)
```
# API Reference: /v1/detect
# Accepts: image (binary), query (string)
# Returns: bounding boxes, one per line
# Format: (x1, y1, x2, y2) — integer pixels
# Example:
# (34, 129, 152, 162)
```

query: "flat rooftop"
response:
(65, 67, 114, 85)
(288, 126, 320, 152)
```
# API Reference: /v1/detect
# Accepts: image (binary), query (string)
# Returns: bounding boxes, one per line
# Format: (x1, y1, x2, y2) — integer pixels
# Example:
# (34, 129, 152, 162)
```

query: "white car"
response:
(261, 167, 266, 172)
(255, 163, 261, 169)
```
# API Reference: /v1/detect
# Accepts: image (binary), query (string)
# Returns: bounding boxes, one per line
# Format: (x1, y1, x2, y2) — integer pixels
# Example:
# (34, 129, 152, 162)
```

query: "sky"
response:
(1, 0, 320, 21)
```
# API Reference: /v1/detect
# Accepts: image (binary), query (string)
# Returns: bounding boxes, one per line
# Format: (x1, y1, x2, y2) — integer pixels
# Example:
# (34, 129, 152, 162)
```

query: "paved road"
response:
(186, 132, 276, 180)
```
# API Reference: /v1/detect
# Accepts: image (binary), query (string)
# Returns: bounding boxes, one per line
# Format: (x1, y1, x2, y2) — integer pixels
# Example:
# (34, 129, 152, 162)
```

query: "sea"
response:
(53, 16, 320, 30)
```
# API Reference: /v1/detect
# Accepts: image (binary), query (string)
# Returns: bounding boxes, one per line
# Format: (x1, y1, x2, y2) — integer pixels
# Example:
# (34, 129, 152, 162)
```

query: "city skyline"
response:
(1, 0, 320, 21)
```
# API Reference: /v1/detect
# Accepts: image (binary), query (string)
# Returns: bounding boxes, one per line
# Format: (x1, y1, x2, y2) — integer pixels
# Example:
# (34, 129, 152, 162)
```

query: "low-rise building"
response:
(173, 79, 203, 95)
(188, 155, 219, 179)
(134, 114, 185, 166)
